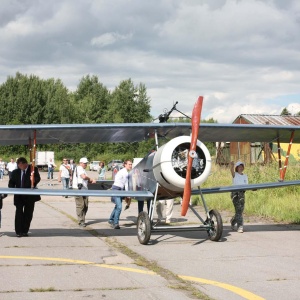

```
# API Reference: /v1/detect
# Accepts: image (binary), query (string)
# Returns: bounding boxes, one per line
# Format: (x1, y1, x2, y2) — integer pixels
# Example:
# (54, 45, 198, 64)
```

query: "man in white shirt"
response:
(58, 158, 71, 197)
(108, 160, 132, 229)
(47, 158, 56, 180)
(72, 157, 96, 227)
(7, 158, 17, 180)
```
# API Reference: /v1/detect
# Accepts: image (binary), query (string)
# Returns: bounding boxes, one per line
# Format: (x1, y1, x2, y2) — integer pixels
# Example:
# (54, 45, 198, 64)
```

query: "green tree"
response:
(43, 78, 75, 124)
(107, 79, 151, 123)
(73, 75, 110, 123)
(280, 107, 291, 116)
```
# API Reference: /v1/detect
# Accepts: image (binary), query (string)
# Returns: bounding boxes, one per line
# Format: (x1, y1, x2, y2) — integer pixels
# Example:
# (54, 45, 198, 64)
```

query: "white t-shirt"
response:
(113, 167, 130, 190)
(59, 164, 70, 178)
(7, 162, 17, 172)
(72, 165, 88, 189)
(0, 161, 5, 170)
(48, 161, 54, 169)
(233, 172, 248, 185)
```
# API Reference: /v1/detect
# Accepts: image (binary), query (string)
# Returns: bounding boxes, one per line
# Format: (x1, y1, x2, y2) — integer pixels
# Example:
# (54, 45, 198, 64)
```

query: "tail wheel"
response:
(137, 211, 151, 245)
(206, 209, 223, 241)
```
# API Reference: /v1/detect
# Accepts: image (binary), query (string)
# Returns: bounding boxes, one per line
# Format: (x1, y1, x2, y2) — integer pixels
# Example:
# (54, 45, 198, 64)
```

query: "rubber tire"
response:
(137, 211, 151, 245)
(206, 209, 223, 241)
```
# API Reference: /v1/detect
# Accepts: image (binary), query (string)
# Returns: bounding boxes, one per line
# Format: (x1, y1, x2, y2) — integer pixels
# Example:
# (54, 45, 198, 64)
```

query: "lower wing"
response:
(192, 180, 300, 195)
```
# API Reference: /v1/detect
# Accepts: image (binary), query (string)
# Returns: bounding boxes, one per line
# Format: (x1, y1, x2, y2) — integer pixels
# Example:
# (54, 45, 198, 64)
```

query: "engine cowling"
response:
(153, 136, 211, 192)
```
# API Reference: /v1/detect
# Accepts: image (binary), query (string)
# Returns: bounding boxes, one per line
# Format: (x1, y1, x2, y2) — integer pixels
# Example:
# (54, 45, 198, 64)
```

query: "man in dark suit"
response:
(8, 157, 41, 237)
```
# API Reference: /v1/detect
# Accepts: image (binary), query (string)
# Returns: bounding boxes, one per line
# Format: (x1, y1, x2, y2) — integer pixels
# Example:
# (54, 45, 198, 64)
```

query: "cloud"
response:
(0, 0, 299, 123)
(91, 32, 132, 48)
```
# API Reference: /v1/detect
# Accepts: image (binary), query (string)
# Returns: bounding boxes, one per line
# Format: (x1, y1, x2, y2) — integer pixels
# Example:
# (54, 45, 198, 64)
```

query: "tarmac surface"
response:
(0, 171, 299, 300)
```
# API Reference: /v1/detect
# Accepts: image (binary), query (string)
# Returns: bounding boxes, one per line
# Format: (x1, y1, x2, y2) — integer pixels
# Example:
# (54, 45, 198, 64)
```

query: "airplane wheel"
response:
(137, 211, 151, 245)
(206, 209, 223, 241)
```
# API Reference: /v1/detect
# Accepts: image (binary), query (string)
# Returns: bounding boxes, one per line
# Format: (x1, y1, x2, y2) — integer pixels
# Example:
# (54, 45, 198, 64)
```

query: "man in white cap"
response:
(230, 161, 248, 233)
(72, 157, 96, 227)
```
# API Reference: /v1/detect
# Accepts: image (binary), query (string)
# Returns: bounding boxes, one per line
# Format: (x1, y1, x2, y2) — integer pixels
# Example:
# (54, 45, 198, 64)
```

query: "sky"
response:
(1, 0, 300, 123)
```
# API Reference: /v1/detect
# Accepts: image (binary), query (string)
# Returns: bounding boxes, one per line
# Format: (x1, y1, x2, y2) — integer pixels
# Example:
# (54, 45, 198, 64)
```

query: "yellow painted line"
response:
(0, 255, 155, 275)
(0, 255, 264, 299)
(180, 275, 265, 300)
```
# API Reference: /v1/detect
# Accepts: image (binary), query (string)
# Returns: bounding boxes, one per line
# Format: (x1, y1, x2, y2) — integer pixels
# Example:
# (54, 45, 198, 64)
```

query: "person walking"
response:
(58, 158, 71, 198)
(98, 161, 106, 180)
(156, 199, 174, 223)
(69, 159, 76, 188)
(108, 160, 132, 229)
(0, 158, 5, 181)
(72, 157, 96, 227)
(230, 161, 248, 233)
(0, 194, 7, 237)
(47, 158, 56, 180)
(7, 158, 17, 180)
(8, 157, 41, 237)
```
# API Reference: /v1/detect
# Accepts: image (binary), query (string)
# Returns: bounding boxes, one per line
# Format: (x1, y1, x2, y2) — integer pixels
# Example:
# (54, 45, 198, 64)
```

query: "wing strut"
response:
(277, 138, 283, 179)
(181, 96, 203, 216)
(280, 131, 295, 181)
(30, 130, 37, 188)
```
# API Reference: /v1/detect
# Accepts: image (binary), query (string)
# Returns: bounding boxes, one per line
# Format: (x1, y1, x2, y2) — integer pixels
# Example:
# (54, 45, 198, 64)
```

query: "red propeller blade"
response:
(181, 96, 203, 216)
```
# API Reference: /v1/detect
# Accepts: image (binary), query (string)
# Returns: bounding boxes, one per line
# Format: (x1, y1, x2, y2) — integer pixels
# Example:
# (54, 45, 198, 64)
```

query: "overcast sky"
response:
(1, 0, 300, 123)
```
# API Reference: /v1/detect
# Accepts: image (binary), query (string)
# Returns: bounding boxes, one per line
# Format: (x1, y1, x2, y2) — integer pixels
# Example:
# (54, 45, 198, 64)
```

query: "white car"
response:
(107, 160, 123, 171)
(89, 161, 100, 171)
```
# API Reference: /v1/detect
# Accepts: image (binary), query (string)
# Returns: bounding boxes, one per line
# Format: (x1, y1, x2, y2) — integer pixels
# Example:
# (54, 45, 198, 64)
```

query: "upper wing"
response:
(0, 122, 299, 145)
(192, 180, 300, 195)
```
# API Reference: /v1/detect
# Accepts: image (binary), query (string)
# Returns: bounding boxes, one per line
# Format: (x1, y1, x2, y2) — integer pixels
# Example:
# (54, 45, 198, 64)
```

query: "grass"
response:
(29, 287, 56, 292)
(196, 162, 300, 224)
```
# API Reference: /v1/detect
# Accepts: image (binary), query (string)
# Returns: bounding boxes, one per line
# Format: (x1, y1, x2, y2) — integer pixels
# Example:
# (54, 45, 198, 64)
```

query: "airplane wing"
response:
(0, 188, 153, 199)
(0, 122, 299, 145)
(192, 180, 300, 195)
(0, 120, 299, 202)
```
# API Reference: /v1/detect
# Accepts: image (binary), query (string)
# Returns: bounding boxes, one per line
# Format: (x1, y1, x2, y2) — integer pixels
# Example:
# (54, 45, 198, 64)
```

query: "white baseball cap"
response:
(79, 157, 89, 163)
(235, 161, 244, 168)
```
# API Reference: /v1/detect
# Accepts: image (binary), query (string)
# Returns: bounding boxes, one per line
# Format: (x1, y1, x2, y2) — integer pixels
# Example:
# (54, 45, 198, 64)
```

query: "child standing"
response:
(230, 161, 248, 233)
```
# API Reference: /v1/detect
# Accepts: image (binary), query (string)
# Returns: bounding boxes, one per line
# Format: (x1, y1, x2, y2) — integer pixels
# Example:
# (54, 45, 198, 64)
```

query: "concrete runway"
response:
(0, 171, 299, 299)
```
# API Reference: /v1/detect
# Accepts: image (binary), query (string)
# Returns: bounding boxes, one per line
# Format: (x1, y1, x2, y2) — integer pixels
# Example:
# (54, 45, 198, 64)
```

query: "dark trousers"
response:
(15, 199, 35, 234)
(138, 199, 151, 214)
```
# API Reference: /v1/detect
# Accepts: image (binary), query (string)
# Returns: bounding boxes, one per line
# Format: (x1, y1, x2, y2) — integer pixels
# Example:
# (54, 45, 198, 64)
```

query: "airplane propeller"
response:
(181, 96, 203, 216)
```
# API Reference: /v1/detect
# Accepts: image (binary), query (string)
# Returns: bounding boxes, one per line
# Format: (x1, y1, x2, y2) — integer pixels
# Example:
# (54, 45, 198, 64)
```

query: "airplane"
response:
(0, 96, 299, 245)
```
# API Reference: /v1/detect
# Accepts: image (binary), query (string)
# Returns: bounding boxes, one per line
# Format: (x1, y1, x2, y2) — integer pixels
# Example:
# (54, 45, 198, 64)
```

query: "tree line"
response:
(0, 72, 154, 162)
(0, 72, 217, 163)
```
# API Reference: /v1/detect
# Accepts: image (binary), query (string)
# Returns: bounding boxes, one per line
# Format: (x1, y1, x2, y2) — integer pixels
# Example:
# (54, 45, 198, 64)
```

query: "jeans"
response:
(47, 167, 53, 179)
(109, 197, 122, 225)
(0, 169, 3, 180)
(109, 186, 122, 225)
(61, 177, 70, 189)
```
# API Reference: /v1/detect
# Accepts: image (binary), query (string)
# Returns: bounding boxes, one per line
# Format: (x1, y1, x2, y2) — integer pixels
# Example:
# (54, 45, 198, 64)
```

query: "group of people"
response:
(0, 154, 248, 236)
(0, 156, 97, 237)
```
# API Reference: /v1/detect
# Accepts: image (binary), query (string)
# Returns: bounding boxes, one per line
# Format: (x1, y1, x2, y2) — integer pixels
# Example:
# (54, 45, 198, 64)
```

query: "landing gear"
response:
(137, 211, 151, 245)
(206, 209, 223, 241)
